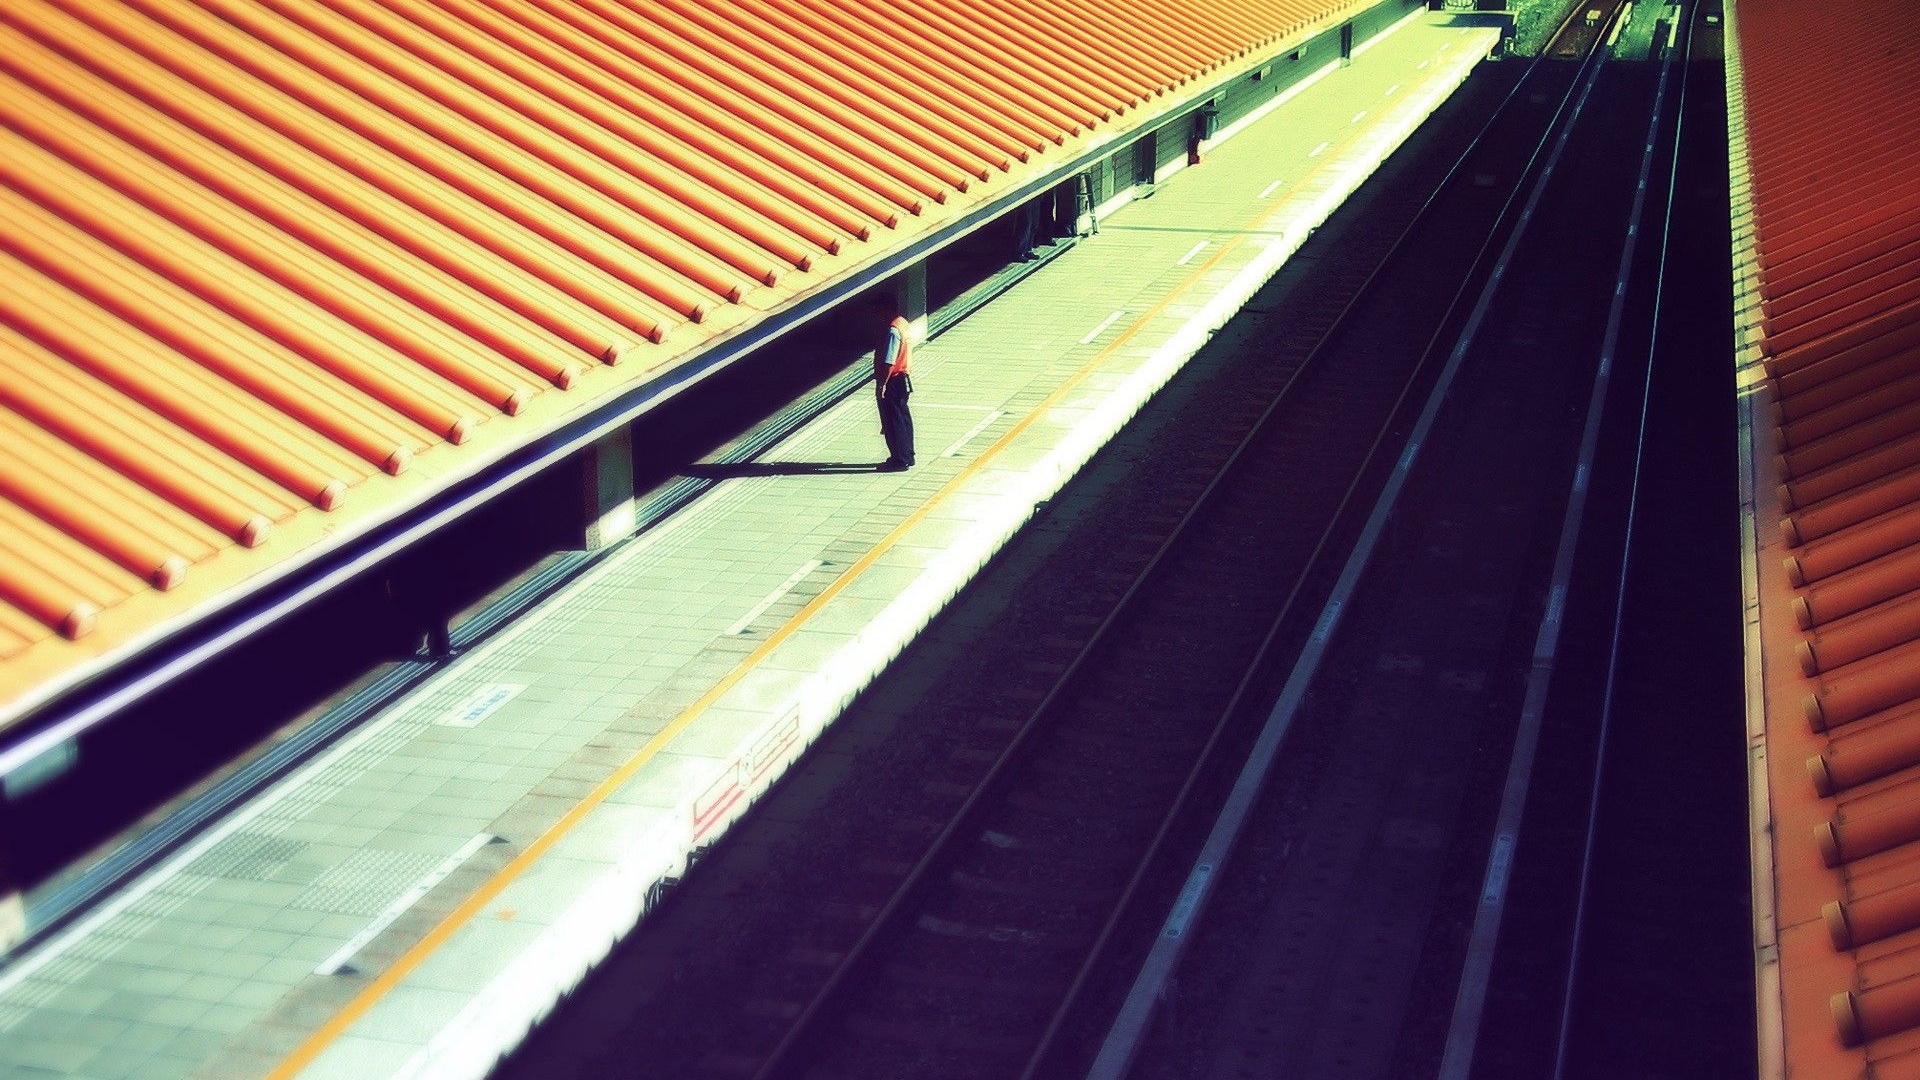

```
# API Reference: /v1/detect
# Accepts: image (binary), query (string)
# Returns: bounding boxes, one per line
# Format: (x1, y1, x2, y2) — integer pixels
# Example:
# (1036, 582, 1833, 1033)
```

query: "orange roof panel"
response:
(0, 0, 1368, 720)
(1736, 0, 1920, 1073)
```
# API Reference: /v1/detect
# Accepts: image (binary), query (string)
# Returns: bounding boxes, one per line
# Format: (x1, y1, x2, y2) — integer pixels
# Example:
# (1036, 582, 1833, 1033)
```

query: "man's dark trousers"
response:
(879, 376, 914, 466)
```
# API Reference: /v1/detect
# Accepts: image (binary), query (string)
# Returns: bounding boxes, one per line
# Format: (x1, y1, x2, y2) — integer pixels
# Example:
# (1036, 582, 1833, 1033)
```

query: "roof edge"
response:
(1726, 3, 1789, 1079)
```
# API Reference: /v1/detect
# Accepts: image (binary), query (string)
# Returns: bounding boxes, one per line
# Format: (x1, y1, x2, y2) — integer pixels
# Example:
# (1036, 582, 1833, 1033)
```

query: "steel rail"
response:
(1433, 1, 1651, 1075)
(1087, 8, 1636, 1077)
(751, 28, 1598, 1080)
(1028, 37, 1641, 1080)
(1549, 5, 1697, 1076)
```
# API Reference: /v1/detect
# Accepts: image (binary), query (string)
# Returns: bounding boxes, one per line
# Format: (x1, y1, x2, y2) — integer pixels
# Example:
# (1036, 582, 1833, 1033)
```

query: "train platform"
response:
(0, 13, 1500, 1080)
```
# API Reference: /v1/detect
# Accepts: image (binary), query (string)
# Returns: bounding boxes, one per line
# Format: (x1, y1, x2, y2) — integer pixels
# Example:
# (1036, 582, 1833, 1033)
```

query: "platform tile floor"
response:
(0, 15, 1500, 1079)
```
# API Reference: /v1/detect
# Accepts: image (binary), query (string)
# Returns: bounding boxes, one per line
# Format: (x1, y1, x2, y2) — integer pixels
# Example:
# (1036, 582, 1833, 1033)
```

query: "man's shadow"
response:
(683, 461, 889, 479)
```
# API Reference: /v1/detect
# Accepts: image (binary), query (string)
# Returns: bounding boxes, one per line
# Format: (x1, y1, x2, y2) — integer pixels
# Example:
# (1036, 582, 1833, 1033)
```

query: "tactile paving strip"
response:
(180, 832, 308, 881)
(293, 849, 443, 917)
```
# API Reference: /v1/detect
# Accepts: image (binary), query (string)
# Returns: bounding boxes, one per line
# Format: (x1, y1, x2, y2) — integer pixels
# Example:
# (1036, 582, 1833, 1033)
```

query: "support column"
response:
(580, 425, 637, 551)
(382, 571, 451, 658)
(1191, 100, 1221, 165)
(0, 792, 24, 952)
(1075, 172, 1101, 236)
(894, 262, 929, 345)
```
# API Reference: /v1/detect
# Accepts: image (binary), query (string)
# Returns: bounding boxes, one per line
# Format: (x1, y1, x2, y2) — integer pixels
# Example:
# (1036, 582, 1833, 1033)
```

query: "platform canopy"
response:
(0, 0, 1367, 727)
(1734, 0, 1920, 1073)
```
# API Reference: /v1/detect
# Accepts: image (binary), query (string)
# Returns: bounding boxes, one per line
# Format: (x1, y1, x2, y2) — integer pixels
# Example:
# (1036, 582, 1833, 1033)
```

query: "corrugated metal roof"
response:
(0, 0, 1366, 721)
(1735, 0, 1920, 1072)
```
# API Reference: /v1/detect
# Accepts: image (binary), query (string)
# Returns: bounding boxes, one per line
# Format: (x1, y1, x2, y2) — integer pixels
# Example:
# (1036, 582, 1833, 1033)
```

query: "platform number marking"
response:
(440, 683, 525, 728)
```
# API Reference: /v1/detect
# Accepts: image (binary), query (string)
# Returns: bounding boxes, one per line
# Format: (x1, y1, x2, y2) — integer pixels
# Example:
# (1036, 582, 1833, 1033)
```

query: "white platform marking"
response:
(727, 561, 825, 636)
(1258, 179, 1285, 198)
(316, 833, 495, 976)
(1079, 310, 1126, 343)
(1177, 241, 1211, 265)
(941, 410, 1006, 458)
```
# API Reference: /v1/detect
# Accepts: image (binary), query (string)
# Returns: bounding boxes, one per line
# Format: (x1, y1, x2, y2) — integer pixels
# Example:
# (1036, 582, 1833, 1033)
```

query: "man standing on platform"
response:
(873, 294, 915, 471)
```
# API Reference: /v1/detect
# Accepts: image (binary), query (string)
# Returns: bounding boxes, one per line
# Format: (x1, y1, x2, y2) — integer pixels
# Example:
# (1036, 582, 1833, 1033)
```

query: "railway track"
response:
(495, 10, 1656, 1080)
(747, 66, 1616, 1080)
(1091, 2, 1720, 1076)
(1455, 3, 1754, 1077)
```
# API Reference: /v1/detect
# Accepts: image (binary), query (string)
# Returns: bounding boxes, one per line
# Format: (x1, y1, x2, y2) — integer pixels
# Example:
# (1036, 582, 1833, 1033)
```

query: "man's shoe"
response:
(878, 460, 907, 472)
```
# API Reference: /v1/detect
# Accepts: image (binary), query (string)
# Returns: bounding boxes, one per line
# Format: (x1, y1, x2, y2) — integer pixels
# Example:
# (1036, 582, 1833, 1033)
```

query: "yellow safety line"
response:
(269, 91, 1404, 1076)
